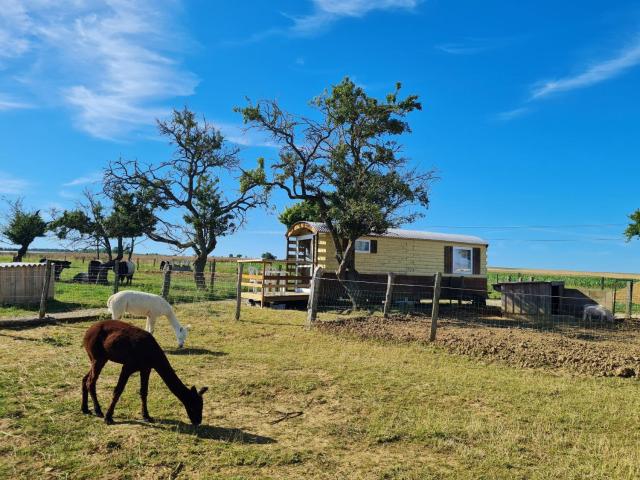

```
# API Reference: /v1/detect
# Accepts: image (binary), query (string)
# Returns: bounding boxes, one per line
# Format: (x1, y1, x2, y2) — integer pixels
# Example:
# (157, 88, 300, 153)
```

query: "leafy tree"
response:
(261, 251, 276, 260)
(238, 78, 435, 306)
(106, 107, 267, 288)
(1, 198, 47, 261)
(278, 201, 322, 229)
(50, 189, 155, 261)
(625, 210, 640, 241)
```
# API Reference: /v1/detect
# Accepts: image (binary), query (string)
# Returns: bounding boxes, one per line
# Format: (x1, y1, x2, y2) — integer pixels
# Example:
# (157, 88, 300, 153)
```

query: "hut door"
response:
(294, 234, 314, 292)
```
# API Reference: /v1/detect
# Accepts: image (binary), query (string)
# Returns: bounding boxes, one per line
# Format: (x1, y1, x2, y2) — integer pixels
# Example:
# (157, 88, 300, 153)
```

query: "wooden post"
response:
(113, 260, 120, 294)
(260, 261, 267, 308)
(235, 262, 244, 320)
(429, 272, 442, 341)
(306, 266, 324, 329)
(626, 281, 633, 320)
(383, 272, 396, 318)
(612, 286, 617, 315)
(153, 258, 156, 268)
(209, 259, 217, 294)
(161, 263, 172, 300)
(38, 261, 53, 319)
(600, 277, 605, 290)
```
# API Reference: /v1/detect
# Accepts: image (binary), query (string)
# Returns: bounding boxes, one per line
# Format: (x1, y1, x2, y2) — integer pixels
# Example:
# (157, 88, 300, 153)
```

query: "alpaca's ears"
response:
(198, 386, 208, 396)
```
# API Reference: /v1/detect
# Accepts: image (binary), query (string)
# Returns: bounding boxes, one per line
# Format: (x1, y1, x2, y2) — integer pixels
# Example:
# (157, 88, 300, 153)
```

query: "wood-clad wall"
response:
(316, 233, 487, 277)
(0, 264, 55, 305)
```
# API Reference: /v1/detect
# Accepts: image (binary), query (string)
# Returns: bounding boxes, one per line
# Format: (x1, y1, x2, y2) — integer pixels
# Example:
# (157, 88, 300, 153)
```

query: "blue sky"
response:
(1, 0, 640, 272)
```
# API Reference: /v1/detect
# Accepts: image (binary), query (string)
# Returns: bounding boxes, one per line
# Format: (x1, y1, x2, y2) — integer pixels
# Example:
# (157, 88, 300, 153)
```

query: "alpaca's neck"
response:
(165, 310, 184, 341)
(153, 353, 190, 404)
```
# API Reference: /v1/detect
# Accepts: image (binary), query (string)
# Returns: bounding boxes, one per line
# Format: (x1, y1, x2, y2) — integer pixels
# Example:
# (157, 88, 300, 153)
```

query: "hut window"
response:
(354, 240, 371, 253)
(452, 247, 473, 275)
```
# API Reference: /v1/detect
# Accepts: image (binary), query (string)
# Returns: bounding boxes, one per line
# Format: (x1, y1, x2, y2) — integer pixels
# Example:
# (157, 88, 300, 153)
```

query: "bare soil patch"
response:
(318, 315, 640, 378)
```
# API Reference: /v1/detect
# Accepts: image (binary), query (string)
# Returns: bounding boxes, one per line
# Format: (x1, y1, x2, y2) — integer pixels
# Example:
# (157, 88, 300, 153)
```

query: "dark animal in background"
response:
(106, 260, 136, 286)
(72, 260, 134, 285)
(159, 260, 192, 272)
(81, 320, 208, 425)
(73, 260, 104, 284)
(39, 258, 72, 281)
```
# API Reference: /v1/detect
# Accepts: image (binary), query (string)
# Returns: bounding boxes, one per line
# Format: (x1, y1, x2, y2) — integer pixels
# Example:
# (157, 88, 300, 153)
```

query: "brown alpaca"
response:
(81, 320, 208, 425)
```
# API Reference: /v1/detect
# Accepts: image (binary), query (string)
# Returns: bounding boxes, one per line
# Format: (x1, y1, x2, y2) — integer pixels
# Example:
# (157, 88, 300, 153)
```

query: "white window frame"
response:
(452, 246, 473, 275)
(354, 239, 371, 254)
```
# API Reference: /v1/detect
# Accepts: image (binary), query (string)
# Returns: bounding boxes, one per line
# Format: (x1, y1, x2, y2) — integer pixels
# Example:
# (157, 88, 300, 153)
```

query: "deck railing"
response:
(237, 259, 312, 306)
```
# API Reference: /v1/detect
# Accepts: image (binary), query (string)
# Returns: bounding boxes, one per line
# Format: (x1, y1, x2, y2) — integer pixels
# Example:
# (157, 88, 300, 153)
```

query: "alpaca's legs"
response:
(139, 368, 153, 422)
(104, 365, 134, 425)
(86, 359, 106, 417)
(147, 316, 157, 334)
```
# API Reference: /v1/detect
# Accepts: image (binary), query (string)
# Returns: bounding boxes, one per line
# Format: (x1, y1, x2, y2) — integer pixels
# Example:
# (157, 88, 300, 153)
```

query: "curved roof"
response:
(287, 221, 488, 245)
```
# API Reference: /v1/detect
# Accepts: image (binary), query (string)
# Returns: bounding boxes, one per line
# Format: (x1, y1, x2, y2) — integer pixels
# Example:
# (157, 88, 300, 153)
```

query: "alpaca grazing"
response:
(107, 290, 188, 348)
(81, 320, 208, 425)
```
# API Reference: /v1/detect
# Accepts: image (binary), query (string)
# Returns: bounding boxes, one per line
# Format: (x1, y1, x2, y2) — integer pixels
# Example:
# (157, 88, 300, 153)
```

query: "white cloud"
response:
(498, 35, 640, 121)
(63, 172, 103, 187)
(530, 38, 640, 99)
(495, 107, 531, 121)
(290, 0, 420, 35)
(0, 96, 31, 111)
(0, 171, 30, 194)
(0, 0, 198, 139)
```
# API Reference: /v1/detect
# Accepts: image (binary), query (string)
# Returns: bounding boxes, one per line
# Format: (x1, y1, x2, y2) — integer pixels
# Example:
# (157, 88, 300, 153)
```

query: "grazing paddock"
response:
(1, 302, 640, 478)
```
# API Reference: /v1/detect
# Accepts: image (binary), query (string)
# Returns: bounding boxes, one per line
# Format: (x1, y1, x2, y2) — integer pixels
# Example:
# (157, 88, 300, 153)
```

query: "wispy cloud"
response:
(530, 37, 640, 99)
(0, 96, 31, 111)
(291, 0, 420, 36)
(498, 35, 640, 121)
(0, 1, 198, 139)
(230, 0, 420, 44)
(495, 107, 531, 122)
(435, 37, 505, 55)
(0, 171, 30, 194)
(63, 172, 103, 187)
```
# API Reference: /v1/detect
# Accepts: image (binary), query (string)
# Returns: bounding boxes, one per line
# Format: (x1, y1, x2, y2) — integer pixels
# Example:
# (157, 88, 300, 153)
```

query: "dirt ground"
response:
(318, 315, 640, 378)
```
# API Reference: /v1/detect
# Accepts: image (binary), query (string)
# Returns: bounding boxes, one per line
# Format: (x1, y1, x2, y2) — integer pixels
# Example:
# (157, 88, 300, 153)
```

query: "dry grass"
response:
(1, 302, 640, 479)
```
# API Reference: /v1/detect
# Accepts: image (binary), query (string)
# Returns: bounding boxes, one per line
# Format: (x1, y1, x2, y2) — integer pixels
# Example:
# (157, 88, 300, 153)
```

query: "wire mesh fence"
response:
(0, 261, 239, 319)
(312, 275, 640, 342)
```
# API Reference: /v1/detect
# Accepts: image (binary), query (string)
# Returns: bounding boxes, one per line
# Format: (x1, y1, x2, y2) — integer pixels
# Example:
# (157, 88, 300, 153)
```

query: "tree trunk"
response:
(127, 238, 135, 261)
(193, 255, 208, 289)
(114, 237, 124, 261)
(14, 244, 28, 262)
(336, 240, 360, 310)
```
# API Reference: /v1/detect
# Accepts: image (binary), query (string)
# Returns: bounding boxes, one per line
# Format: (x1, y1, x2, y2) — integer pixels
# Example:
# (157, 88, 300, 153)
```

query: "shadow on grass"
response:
(118, 418, 276, 444)
(166, 347, 227, 356)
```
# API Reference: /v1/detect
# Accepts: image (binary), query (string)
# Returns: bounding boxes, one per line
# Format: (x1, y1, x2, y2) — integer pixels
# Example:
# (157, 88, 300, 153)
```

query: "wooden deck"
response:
(241, 291, 309, 306)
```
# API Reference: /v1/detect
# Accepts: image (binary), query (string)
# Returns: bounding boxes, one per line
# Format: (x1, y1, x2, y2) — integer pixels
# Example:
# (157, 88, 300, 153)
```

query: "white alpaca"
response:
(107, 290, 189, 348)
(583, 304, 615, 323)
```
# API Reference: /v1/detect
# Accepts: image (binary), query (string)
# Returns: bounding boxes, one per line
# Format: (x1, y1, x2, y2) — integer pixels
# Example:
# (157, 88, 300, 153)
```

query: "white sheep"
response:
(582, 304, 615, 323)
(107, 290, 189, 348)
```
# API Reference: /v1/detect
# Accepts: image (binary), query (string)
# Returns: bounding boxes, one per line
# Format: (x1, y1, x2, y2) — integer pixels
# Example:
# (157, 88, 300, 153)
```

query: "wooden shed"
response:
(286, 221, 489, 302)
(493, 281, 564, 320)
(0, 263, 55, 305)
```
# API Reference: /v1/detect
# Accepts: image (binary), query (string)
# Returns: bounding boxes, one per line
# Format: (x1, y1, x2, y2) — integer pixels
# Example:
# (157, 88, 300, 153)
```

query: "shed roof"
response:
(0, 262, 46, 268)
(288, 221, 488, 245)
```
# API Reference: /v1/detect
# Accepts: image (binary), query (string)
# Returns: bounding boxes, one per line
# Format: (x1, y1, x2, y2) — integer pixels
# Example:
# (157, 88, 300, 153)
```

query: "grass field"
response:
(1, 302, 640, 479)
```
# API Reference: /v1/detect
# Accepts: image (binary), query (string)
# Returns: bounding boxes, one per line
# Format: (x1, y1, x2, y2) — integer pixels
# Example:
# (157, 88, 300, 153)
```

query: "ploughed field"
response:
(1, 301, 640, 479)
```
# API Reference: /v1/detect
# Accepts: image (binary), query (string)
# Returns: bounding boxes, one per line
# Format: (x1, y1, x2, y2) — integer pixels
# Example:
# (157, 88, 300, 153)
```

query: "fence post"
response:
(626, 281, 633, 320)
(235, 262, 244, 321)
(429, 272, 442, 341)
(306, 266, 324, 329)
(383, 272, 395, 318)
(612, 286, 617, 315)
(113, 260, 120, 294)
(600, 277, 605, 290)
(161, 263, 172, 300)
(38, 261, 53, 319)
(209, 259, 217, 294)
